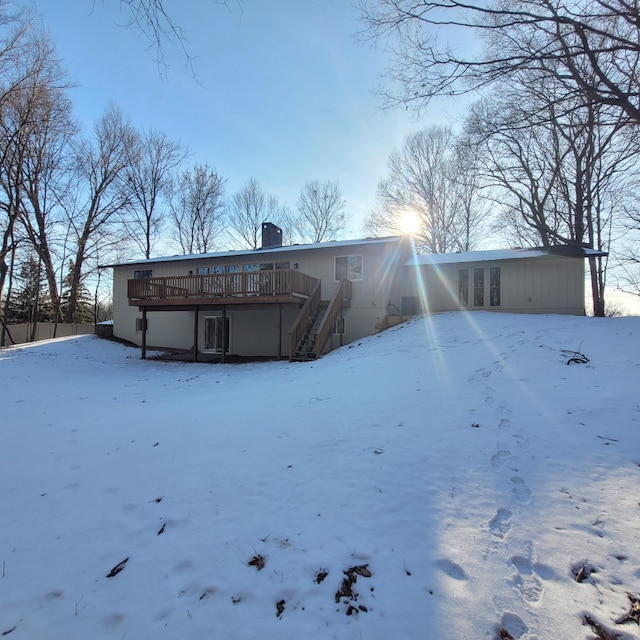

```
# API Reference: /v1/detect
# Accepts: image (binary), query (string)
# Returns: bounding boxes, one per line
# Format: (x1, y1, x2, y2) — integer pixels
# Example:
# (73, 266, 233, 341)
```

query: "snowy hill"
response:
(1, 312, 639, 640)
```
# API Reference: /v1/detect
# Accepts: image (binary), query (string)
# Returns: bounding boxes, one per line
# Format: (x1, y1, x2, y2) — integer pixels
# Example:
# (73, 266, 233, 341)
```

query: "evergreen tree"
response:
(7, 254, 51, 326)
(60, 260, 93, 324)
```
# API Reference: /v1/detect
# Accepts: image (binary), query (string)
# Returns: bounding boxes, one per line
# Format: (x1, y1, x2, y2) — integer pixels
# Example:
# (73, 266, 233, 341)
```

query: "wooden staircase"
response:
(289, 278, 352, 362)
(290, 303, 328, 361)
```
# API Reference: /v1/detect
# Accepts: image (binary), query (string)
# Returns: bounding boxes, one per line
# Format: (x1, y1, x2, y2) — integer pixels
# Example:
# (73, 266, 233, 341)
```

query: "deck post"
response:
(141, 308, 147, 359)
(277, 303, 282, 360)
(193, 306, 198, 362)
(221, 306, 227, 364)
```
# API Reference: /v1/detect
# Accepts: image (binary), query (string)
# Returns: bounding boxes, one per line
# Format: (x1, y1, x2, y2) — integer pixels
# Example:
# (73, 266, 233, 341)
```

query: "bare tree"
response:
(124, 128, 186, 258)
(0, 14, 63, 334)
(295, 180, 347, 244)
(227, 177, 289, 249)
(366, 126, 487, 253)
(358, 0, 640, 127)
(97, 1, 244, 76)
(17, 46, 77, 331)
(64, 104, 138, 323)
(465, 78, 638, 315)
(168, 164, 226, 254)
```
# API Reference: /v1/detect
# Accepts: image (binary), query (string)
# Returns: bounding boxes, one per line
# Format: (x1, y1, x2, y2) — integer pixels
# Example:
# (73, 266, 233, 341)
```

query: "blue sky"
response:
(29, 0, 462, 238)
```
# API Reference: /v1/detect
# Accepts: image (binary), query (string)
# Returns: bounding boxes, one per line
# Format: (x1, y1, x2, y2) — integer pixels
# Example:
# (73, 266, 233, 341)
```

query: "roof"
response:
(405, 245, 607, 267)
(104, 236, 404, 268)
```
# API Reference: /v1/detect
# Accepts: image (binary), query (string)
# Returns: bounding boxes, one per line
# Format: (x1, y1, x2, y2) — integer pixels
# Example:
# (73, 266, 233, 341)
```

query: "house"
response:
(110, 226, 409, 362)
(108, 224, 600, 362)
(403, 245, 600, 316)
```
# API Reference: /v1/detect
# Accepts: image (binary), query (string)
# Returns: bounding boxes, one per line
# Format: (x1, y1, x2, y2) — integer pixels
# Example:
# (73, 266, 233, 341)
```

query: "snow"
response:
(406, 248, 549, 266)
(106, 236, 403, 268)
(1, 312, 639, 640)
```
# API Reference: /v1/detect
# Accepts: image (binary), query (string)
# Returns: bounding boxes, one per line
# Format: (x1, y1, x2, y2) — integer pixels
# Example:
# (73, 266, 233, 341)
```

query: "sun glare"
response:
(398, 211, 421, 236)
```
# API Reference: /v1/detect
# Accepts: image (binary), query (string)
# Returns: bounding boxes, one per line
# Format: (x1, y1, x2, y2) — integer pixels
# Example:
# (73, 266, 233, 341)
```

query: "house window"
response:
(135, 317, 148, 332)
(196, 267, 209, 275)
(209, 264, 239, 274)
(260, 262, 274, 271)
(203, 316, 230, 353)
(334, 317, 346, 335)
(134, 269, 152, 279)
(335, 255, 363, 281)
(275, 261, 290, 270)
(473, 268, 485, 307)
(458, 269, 469, 306)
(490, 267, 501, 307)
(243, 263, 259, 272)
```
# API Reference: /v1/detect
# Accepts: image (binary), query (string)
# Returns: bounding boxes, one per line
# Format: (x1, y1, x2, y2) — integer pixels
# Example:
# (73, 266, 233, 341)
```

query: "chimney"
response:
(261, 222, 282, 249)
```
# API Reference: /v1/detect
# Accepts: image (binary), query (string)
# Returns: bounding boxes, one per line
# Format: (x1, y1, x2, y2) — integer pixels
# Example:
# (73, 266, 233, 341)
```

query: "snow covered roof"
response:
(405, 245, 607, 267)
(104, 236, 404, 268)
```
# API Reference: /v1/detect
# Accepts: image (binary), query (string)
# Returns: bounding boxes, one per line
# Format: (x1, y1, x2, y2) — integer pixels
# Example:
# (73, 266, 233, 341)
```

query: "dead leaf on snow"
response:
(247, 554, 265, 571)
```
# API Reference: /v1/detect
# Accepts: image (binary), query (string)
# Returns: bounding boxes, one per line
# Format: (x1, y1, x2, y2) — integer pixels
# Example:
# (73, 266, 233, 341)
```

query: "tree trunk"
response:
(588, 255, 605, 317)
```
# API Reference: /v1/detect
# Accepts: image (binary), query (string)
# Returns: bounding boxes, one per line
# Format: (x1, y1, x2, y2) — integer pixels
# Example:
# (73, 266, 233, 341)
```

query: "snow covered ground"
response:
(1, 312, 639, 640)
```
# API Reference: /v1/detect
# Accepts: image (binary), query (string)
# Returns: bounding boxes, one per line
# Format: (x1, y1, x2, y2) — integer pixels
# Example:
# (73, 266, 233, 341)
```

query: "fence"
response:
(1, 323, 96, 346)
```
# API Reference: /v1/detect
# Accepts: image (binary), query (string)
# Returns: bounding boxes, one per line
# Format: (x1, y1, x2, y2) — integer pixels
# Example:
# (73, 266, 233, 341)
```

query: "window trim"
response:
(458, 268, 469, 307)
(473, 267, 485, 307)
(489, 266, 501, 307)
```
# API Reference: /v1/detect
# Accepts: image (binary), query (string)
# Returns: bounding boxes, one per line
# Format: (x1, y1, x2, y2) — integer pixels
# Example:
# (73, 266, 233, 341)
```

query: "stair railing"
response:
(313, 278, 352, 358)
(288, 279, 321, 359)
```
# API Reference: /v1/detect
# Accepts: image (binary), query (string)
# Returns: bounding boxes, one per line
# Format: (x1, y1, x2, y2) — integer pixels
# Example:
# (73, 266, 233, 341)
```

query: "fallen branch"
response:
(563, 348, 590, 365)
(615, 593, 640, 625)
(584, 614, 621, 640)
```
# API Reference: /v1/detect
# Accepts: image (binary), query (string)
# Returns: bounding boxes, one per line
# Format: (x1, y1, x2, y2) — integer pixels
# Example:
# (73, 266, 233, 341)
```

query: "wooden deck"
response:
(128, 269, 318, 307)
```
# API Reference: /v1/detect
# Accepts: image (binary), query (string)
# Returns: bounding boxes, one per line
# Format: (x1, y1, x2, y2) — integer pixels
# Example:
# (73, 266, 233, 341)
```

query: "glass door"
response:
(203, 316, 230, 353)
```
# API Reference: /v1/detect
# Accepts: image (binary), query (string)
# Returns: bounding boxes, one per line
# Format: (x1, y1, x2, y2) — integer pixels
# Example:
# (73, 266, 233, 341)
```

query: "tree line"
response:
(0, 6, 347, 344)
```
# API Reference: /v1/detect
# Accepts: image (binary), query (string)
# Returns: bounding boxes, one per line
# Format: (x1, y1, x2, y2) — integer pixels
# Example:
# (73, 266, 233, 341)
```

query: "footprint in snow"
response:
(436, 558, 468, 581)
(489, 508, 512, 538)
(500, 612, 529, 638)
(511, 554, 544, 603)
(511, 476, 532, 505)
(491, 449, 512, 469)
(512, 433, 530, 450)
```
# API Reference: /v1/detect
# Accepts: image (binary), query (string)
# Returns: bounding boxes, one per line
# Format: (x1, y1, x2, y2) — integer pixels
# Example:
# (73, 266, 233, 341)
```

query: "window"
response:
(260, 262, 274, 271)
(335, 255, 363, 281)
(473, 268, 485, 307)
(275, 261, 290, 270)
(134, 269, 152, 279)
(490, 267, 501, 307)
(135, 317, 148, 332)
(243, 263, 259, 272)
(196, 267, 209, 275)
(334, 317, 346, 335)
(208, 264, 239, 274)
(458, 269, 469, 306)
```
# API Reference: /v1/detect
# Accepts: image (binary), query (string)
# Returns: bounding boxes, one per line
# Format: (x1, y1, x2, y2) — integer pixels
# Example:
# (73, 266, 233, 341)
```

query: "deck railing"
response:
(128, 269, 317, 302)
